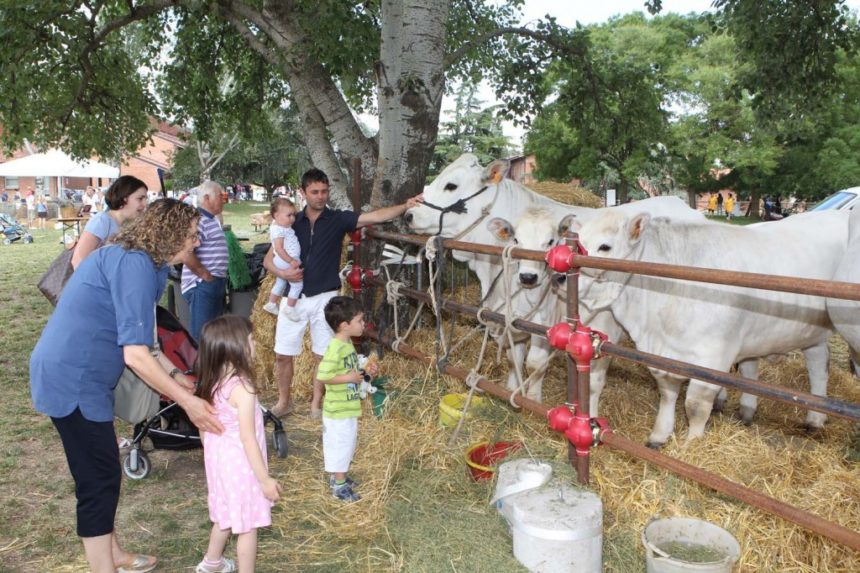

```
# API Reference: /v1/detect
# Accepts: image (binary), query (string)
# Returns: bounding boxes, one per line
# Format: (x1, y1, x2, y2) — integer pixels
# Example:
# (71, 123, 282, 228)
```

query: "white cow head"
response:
(486, 208, 571, 288)
(574, 210, 651, 311)
(405, 153, 510, 236)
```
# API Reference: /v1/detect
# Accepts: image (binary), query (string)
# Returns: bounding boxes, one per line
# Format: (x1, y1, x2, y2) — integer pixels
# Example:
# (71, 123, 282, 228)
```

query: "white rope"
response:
(383, 265, 425, 354)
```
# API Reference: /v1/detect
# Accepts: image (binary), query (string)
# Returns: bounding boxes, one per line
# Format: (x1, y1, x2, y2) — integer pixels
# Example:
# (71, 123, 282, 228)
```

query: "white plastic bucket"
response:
(642, 517, 740, 573)
(507, 484, 603, 573)
(491, 458, 553, 522)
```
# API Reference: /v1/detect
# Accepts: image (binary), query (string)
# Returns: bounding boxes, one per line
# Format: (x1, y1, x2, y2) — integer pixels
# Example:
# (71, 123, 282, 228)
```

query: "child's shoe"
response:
(263, 302, 279, 316)
(284, 306, 300, 321)
(329, 475, 359, 488)
(196, 557, 236, 573)
(332, 482, 361, 502)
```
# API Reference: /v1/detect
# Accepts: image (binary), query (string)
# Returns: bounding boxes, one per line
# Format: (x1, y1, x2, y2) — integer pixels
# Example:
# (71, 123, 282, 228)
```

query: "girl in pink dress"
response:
(195, 315, 282, 573)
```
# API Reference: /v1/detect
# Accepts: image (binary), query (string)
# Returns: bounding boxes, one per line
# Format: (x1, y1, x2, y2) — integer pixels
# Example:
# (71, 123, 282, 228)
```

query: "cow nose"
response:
(404, 212, 413, 224)
(519, 273, 538, 286)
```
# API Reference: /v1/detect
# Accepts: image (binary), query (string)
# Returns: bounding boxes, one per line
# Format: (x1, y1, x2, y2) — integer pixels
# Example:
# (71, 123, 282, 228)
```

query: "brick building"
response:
(0, 120, 186, 198)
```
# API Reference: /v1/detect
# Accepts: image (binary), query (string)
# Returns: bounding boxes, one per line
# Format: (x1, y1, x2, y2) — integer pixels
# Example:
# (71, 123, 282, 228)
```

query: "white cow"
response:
(405, 154, 598, 398)
(827, 206, 860, 374)
(571, 209, 851, 447)
(485, 198, 706, 408)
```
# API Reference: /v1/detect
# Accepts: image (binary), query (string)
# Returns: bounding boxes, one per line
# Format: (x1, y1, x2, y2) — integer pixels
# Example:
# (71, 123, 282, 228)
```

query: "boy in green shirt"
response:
(318, 297, 378, 502)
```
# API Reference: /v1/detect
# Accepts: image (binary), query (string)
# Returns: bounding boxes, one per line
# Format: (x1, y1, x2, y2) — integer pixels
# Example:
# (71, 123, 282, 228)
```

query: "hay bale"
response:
(526, 181, 604, 208)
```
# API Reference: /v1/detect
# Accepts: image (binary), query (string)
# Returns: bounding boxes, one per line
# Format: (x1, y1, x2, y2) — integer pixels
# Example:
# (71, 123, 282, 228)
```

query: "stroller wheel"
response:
(2, 238, 10, 246)
(122, 449, 151, 480)
(273, 429, 288, 458)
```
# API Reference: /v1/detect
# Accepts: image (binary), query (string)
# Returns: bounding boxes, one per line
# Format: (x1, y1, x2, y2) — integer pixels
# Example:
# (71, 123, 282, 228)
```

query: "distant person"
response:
(82, 186, 97, 213)
(707, 193, 717, 215)
(25, 188, 36, 228)
(263, 197, 303, 318)
(195, 315, 280, 573)
(181, 180, 228, 341)
(725, 193, 735, 221)
(716, 192, 724, 216)
(35, 194, 48, 229)
(71, 176, 149, 269)
(1, 190, 8, 202)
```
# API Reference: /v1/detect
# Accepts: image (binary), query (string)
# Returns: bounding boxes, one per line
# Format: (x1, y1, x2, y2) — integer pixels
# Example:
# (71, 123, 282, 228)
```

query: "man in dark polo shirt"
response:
(264, 168, 423, 417)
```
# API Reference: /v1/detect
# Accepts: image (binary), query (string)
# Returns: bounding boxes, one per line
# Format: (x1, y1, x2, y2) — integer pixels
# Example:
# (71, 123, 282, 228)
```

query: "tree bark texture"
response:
(372, 0, 449, 209)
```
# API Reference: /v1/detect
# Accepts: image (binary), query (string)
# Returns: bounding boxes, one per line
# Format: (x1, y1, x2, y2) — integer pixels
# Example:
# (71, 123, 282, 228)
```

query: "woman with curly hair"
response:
(71, 176, 149, 269)
(30, 199, 224, 573)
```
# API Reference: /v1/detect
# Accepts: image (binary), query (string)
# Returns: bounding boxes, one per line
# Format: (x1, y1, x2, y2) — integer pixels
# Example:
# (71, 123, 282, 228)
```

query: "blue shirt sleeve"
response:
(83, 212, 119, 241)
(105, 251, 161, 347)
(338, 209, 360, 234)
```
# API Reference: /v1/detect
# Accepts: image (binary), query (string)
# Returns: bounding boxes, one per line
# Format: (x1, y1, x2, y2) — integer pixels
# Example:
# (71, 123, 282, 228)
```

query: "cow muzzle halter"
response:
(419, 184, 491, 236)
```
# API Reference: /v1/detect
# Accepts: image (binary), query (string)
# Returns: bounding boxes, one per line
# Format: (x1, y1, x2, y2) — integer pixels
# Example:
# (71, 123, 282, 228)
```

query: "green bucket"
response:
(370, 376, 393, 418)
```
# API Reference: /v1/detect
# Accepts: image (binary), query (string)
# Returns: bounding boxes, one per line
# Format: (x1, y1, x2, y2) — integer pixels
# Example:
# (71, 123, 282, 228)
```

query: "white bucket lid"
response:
(509, 484, 603, 541)
(490, 459, 553, 505)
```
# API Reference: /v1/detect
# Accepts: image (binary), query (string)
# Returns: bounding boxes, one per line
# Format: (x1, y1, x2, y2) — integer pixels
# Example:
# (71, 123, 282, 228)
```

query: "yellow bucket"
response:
(439, 393, 487, 427)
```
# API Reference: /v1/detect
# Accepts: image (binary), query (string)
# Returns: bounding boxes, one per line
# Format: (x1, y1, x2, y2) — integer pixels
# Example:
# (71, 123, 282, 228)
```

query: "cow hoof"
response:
(801, 423, 824, 436)
(713, 397, 727, 414)
(738, 406, 756, 426)
(645, 440, 665, 450)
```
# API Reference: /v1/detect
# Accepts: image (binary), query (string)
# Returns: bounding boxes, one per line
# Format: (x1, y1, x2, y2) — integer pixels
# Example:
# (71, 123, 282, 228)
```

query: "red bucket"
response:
(465, 441, 523, 481)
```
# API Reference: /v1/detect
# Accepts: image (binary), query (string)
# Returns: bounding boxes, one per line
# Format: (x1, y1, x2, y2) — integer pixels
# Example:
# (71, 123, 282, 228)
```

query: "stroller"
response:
(121, 306, 288, 480)
(0, 212, 33, 245)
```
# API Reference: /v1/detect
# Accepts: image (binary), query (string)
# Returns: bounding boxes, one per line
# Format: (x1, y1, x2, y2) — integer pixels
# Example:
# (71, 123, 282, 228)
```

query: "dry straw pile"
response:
(525, 180, 604, 208)
(251, 276, 860, 572)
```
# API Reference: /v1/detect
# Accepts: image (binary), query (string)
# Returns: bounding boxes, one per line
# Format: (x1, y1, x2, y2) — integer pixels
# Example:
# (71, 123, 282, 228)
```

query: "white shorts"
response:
(274, 290, 337, 356)
(322, 416, 358, 473)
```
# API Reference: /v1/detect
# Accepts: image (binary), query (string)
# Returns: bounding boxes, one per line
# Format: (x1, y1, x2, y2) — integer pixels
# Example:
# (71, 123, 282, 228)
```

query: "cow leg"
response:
(685, 379, 723, 442)
(737, 359, 760, 425)
(713, 387, 728, 413)
(801, 342, 829, 430)
(646, 369, 686, 449)
(583, 310, 624, 418)
(524, 335, 551, 402)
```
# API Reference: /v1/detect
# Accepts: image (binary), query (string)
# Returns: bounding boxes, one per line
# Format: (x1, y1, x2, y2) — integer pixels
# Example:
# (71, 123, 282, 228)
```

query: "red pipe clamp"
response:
(547, 402, 612, 457)
(546, 321, 608, 372)
(545, 239, 588, 273)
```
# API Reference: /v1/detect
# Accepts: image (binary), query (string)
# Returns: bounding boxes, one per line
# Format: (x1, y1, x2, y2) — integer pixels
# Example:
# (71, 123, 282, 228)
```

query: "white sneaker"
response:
(263, 302, 279, 315)
(196, 557, 236, 573)
(284, 306, 300, 321)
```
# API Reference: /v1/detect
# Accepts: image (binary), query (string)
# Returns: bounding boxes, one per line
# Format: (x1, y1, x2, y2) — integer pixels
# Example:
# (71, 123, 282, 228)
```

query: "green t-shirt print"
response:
(318, 338, 362, 419)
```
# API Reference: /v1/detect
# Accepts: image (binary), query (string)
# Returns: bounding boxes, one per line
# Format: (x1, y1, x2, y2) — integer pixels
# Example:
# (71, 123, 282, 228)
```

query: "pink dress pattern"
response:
(202, 375, 273, 533)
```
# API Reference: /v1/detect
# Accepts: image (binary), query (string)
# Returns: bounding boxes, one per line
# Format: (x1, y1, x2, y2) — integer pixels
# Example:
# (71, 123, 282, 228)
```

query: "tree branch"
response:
(444, 25, 585, 68)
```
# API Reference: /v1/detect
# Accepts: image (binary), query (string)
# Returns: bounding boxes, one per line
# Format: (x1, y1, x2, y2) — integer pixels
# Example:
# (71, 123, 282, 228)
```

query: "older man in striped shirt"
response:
(181, 180, 228, 340)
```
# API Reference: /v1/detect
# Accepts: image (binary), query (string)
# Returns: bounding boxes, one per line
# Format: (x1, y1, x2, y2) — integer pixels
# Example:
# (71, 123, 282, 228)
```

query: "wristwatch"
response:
(168, 368, 182, 379)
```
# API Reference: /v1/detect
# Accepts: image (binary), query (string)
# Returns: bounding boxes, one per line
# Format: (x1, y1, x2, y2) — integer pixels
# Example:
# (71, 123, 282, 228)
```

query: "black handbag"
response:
(36, 244, 77, 306)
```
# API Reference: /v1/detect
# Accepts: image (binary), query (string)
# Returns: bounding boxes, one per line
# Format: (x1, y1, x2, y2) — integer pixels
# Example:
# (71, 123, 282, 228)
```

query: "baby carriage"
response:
(121, 306, 288, 480)
(0, 212, 33, 245)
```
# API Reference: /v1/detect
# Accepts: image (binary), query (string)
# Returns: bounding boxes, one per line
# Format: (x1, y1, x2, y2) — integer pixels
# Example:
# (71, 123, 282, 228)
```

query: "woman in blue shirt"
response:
(30, 199, 224, 573)
(71, 176, 150, 269)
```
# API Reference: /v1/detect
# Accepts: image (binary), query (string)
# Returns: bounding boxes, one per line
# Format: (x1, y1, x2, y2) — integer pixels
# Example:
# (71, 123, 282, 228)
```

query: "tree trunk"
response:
(687, 189, 697, 209)
(618, 175, 629, 204)
(372, 0, 449, 210)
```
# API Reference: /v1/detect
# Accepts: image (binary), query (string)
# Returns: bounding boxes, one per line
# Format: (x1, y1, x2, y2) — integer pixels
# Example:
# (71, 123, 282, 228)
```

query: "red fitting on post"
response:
(346, 264, 363, 294)
(545, 240, 588, 273)
(547, 404, 612, 457)
(546, 321, 608, 372)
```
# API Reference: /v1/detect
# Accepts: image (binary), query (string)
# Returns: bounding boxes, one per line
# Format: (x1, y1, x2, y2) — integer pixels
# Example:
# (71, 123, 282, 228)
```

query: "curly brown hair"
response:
(112, 199, 199, 266)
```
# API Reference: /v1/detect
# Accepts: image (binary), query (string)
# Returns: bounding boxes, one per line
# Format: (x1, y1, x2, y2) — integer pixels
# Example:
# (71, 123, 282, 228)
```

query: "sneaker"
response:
(332, 482, 361, 502)
(196, 557, 236, 573)
(329, 475, 359, 488)
(284, 306, 300, 321)
(263, 302, 279, 315)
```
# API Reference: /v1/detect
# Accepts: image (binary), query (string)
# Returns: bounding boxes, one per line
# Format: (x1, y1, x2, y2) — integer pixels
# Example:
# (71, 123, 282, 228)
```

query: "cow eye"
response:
(546, 239, 555, 247)
(598, 244, 611, 252)
(512, 237, 519, 245)
(444, 183, 458, 191)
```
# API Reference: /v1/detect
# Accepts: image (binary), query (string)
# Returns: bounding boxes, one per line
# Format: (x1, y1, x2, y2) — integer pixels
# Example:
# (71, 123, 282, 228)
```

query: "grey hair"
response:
(199, 180, 223, 199)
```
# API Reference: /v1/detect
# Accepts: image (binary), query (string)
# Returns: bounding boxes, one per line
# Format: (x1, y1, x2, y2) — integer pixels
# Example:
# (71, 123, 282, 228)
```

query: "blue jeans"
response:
(182, 277, 226, 341)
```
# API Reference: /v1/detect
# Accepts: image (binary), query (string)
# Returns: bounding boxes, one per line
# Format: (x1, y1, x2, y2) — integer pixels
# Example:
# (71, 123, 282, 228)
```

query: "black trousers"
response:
(52, 408, 121, 537)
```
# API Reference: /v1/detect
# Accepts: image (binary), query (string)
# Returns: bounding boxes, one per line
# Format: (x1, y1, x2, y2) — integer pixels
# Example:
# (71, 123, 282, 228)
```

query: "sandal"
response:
(116, 554, 157, 573)
(270, 403, 294, 418)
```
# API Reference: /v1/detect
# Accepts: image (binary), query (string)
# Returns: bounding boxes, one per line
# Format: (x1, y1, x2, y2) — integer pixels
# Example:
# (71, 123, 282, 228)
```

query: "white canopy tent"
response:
(0, 149, 119, 197)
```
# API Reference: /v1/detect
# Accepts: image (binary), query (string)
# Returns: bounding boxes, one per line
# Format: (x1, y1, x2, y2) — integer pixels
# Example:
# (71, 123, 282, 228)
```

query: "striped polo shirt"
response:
(180, 208, 228, 293)
(319, 338, 362, 419)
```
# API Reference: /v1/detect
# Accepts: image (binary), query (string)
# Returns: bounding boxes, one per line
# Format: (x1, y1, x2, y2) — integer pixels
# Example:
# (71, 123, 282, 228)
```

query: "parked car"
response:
(811, 187, 860, 211)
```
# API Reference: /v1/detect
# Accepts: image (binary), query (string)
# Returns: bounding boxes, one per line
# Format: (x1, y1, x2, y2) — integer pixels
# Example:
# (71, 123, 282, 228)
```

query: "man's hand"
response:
(264, 246, 303, 281)
(405, 193, 424, 210)
(179, 394, 224, 435)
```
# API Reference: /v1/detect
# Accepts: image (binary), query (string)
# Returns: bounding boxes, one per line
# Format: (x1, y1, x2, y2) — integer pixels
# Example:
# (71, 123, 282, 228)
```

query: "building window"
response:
(5, 176, 19, 189)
